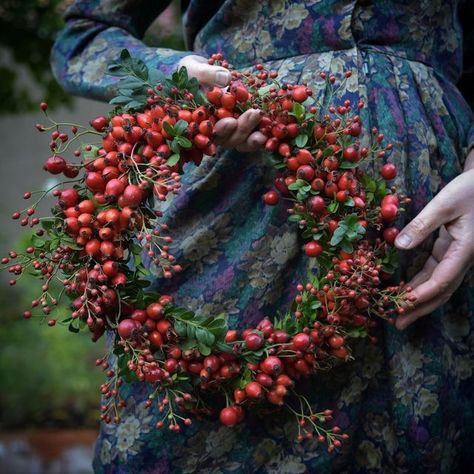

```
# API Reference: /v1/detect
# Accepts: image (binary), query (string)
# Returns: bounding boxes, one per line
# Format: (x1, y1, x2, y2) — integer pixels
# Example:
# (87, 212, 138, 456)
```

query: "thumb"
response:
(179, 55, 231, 88)
(394, 195, 451, 250)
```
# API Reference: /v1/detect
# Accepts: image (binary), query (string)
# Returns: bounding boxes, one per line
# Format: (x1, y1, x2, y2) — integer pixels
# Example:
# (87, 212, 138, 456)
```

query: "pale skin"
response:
(179, 55, 474, 330)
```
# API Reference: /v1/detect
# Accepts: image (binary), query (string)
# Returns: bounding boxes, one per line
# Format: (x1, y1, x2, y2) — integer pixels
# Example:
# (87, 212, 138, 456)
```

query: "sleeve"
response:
(458, 0, 474, 152)
(50, 0, 192, 102)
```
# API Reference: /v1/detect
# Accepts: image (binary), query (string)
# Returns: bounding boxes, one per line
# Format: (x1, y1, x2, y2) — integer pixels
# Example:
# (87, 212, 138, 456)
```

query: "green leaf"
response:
(174, 320, 187, 337)
(31, 234, 46, 248)
(310, 300, 322, 310)
(327, 202, 339, 213)
(198, 342, 211, 356)
(61, 237, 83, 251)
(149, 69, 166, 86)
(120, 49, 132, 62)
(345, 197, 355, 207)
(196, 328, 215, 346)
(174, 120, 188, 135)
(288, 214, 302, 222)
(295, 135, 308, 148)
(82, 144, 99, 161)
(181, 338, 198, 351)
(216, 340, 233, 353)
(40, 218, 56, 231)
(167, 154, 180, 167)
(125, 100, 147, 110)
(186, 324, 196, 339)
(163, 121, 176, 137)
(292, 102, 305, 119)
(170, 140, 180, 154)
(107, 64, 129, 77)
(339, 161, 357, 169)
(131, 58, 148, 81)
(288, 179, 307, 190)
(176, 136, 192, 149)
(258, 84, 274, 96)
(109, 95, 132, 105)
(330, 226, 346, 246)
(340, 240, 354, 253)
(68, 322, 80, 334)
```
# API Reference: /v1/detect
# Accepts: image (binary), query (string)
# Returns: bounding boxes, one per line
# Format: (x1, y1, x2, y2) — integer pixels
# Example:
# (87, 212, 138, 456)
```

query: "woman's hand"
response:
(394, 152, 474, 330)
(178, 55, 266, 152)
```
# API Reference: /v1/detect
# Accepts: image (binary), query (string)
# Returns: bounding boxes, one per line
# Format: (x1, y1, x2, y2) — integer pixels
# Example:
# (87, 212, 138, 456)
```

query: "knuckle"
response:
(409, 216, 428, 234)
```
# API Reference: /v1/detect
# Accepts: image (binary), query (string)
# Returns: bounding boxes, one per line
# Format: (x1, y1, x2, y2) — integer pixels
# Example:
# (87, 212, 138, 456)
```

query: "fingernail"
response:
(215, 71, 230, 87)
(396, 233, 412, 248)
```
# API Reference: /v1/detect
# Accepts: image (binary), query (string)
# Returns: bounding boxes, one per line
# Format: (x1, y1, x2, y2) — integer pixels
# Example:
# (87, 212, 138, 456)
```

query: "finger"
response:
(406, 229, 452, 288)
(395, 192, 457, 250)
(395, 239, 471, 329)
(226, 109, 262, 147)
(408, 239, 470, 306)
(395, 272, 465, 330)
(179, 55, 231, 88)
(212, 118, 238, 145)
(236, 131, 267, 152)
(406, 255, 438, 289)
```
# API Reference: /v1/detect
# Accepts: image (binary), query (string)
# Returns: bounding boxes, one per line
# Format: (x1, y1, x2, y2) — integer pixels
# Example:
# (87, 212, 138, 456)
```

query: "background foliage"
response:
(0, 1, 184, 430)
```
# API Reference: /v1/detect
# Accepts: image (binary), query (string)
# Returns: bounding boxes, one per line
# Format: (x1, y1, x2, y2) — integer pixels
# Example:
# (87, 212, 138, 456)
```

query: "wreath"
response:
(2, 50, 413, 451)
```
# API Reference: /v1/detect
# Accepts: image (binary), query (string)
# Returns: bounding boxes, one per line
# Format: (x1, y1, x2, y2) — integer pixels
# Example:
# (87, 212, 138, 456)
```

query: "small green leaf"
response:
(292, 102, 305, 119)
(258, 84, 274, 96)
(163, 121, 176, 137)
(327, 202, 339, 213)
(288, 214, 302, 222)
(170, 140, 180, 154)
(198, 342, 211, 356)
(68, 322, 80, 334)
(174, 120, 188, 135)
(120, 49, 132, 62)
(41, 218, 56, 231)
(295, 135, 308, 147)
(176, 136, 192, 149)
(340, 240, 354, 253)
(174, 321, 187, 337)
(109, 95, 132, 105)
(339, 161, 357, 169)
(31, 234, 45, 248)
(186, 325, 196, 339)
(330, 226, 346, 246)
(130, 58, 148, 81)
(181, 338, 198, 351)
(167, 154, 180, 167)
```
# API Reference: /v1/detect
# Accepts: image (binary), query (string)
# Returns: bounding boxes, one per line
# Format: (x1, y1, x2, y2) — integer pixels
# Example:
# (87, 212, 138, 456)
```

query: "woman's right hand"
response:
(178, 55, 266, 152)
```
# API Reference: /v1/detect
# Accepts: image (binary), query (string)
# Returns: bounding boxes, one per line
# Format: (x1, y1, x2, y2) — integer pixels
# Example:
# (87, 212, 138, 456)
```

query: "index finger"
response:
(404, 239, 471, 307)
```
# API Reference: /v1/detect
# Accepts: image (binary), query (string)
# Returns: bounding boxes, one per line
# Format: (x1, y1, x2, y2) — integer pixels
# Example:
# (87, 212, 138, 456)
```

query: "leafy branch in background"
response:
(0, 0, 73, 114)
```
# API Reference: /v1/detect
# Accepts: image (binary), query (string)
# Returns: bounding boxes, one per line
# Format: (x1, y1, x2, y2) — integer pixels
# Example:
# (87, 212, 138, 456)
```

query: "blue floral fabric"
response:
(51, 1, 474, 473)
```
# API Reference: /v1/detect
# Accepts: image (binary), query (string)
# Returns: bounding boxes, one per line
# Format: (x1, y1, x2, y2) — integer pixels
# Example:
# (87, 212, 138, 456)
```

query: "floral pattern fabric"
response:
(51, 1, 474, 473)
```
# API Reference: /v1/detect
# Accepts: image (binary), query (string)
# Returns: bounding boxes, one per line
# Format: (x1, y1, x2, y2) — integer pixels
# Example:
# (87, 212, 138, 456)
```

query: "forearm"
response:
(50, 0, 191, 102)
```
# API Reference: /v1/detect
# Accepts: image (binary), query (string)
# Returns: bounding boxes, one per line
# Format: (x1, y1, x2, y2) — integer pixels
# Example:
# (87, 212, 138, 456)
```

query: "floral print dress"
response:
(51, 1, 474, 473)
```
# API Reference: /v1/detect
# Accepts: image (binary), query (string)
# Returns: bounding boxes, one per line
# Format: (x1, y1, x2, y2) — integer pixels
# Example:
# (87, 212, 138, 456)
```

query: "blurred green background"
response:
(0, 1, 183, 471)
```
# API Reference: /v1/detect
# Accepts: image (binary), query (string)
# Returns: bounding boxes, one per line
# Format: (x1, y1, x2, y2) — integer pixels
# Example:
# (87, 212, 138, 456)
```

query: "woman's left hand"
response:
(394, 151, 474, 330)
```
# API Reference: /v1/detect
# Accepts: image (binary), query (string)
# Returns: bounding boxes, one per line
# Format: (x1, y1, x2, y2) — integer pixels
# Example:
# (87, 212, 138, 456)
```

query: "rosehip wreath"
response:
(2, 50, 413, 451)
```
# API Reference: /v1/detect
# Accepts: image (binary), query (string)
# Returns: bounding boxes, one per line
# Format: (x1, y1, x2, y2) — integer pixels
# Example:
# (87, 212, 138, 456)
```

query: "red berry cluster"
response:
(1, 51, 414, 451)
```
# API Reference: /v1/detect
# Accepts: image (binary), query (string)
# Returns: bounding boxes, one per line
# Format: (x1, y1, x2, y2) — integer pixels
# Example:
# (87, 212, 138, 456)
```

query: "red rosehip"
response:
(263, 191, 280, 206)
(380, 163, 397, 180)
(304, 241, 323, 257)
(245, 332, 263, 350)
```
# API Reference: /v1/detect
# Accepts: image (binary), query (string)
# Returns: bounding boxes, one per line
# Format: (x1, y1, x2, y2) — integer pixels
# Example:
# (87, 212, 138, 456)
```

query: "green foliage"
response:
(0, 0, 73, 114)
(107, 50, 206, 112)
(329, 213, 366, 253)
(166, 307, 229, 358)
(0, 278, 104, 429)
